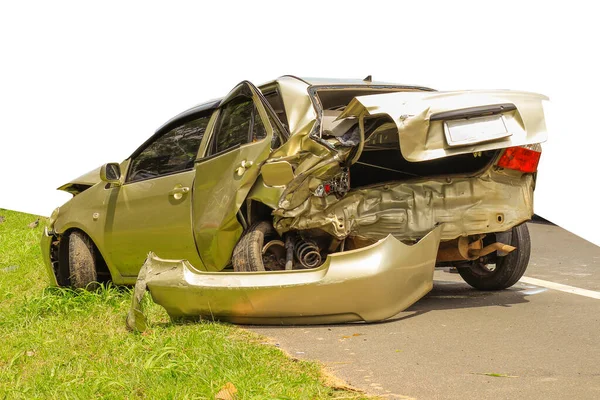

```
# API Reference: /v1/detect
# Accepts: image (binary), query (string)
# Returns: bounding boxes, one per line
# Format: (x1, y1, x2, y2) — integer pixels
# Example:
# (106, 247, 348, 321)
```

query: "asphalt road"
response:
(250, 223, 600, 399)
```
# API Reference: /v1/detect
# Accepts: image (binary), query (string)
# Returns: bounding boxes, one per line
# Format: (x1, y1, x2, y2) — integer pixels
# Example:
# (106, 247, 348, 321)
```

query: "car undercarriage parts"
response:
(259, 230, 327, 271)
(475, 242, 516, 258)
(284, 235, 294, 270)
(294, 238, 322, 269)
(261, 239, 286, 270)
(436, 235, 516, 262)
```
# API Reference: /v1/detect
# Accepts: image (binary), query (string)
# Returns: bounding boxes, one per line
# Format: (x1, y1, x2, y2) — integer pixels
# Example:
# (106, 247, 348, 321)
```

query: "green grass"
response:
(0, 209, 365, 399)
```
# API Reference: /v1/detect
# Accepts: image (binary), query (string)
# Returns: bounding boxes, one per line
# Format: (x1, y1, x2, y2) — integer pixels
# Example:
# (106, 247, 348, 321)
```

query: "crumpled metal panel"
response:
(263, 88, 545, 240)
(338, 90, 548, 162)
(56, 166, 101, 191)
(273, 76, 316, 142)
(274, 170, 534, 241)
(126, 226, 442, 329)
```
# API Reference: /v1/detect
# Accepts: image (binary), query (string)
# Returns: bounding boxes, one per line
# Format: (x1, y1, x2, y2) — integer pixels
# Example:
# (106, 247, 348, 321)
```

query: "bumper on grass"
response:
(126, 226, 442, 330)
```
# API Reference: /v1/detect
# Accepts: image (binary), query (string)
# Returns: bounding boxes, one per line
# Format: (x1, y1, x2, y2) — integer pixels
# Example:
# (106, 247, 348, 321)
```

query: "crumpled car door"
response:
(336, 90, 549, 163)
(192, 81, 282, 271)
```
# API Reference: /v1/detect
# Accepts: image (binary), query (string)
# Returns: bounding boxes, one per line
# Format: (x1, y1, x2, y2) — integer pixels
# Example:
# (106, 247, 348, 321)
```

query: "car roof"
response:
(261, 75, 435, 91)
(295, 76, 430, 87)
(155, 76, 435, 133)
(154, 98, 221, 134)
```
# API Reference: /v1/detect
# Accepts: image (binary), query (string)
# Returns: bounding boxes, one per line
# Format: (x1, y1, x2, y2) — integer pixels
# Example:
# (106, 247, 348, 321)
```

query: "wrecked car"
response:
(42, 76, 547, 325)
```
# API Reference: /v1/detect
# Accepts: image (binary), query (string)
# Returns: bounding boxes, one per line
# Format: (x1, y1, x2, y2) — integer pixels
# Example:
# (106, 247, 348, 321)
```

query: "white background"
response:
(1, 0, 599, 245)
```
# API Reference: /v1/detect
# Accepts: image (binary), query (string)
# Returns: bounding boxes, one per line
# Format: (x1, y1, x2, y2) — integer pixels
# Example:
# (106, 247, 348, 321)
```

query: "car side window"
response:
(264, 90, 289, 132)
(210, 97, 267, 155)
(252, 105, 267, 142)
(127, 114, 210, 183)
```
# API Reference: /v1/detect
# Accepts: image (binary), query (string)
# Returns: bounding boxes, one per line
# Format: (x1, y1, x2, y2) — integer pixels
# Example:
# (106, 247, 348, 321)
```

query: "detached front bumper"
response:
(127, 226, 442, 329)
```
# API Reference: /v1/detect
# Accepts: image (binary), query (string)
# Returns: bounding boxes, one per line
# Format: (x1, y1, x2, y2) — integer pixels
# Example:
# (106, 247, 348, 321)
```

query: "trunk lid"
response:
(335, 90, 549, 162)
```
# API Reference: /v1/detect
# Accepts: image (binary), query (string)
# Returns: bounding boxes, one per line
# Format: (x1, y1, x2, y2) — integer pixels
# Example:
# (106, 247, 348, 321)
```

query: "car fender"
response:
(51, 184, 128, 285)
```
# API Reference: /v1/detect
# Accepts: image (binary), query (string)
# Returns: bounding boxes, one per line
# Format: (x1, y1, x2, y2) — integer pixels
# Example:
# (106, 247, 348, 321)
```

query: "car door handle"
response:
(169, 186, 190, 200)
(235, 160, 253, 176)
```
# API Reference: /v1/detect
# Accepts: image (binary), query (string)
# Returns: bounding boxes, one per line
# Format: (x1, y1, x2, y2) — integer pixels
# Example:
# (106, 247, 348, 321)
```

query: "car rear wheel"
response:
(457, 223, 531, 290)
(232, 221, 285, 272)
(67, 231, 98, 289)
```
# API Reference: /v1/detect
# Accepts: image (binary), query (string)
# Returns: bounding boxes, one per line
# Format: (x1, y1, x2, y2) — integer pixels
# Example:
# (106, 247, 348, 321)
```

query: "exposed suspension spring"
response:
(295, 239, 322, 269)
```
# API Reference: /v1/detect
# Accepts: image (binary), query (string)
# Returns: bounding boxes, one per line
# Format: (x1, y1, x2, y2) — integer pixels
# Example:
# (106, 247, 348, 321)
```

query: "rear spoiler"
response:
(429, 103, 517, 121)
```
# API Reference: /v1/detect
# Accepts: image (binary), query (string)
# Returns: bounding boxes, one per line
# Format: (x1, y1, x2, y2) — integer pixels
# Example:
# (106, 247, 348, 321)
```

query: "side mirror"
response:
(100, 163, 122, 185)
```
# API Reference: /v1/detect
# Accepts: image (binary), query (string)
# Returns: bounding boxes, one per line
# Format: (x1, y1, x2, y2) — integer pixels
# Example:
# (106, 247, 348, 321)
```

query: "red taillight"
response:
(497, 146, 541, 173)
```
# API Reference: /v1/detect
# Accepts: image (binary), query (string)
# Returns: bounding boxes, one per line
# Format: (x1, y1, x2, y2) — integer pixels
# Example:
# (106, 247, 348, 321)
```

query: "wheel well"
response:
(246, 200, 274, 226)
(56, 229, 111, 286)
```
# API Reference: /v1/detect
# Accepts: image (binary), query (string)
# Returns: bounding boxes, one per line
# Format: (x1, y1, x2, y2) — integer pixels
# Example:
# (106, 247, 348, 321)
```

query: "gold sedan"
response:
(41, 76, 547, 325)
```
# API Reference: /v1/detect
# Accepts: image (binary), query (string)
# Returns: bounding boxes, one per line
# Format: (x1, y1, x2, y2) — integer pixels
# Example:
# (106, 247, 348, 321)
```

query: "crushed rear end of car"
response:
(128, 81, 548, 327)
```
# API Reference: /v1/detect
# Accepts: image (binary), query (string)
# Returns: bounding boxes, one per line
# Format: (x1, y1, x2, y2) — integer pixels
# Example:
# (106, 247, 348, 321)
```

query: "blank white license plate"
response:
(443, 114, 511, 147)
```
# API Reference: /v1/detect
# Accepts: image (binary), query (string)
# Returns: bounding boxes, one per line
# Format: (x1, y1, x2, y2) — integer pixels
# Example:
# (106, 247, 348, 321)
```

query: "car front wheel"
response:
(457, 223, 531, 290)
(67, 231, 98, 289)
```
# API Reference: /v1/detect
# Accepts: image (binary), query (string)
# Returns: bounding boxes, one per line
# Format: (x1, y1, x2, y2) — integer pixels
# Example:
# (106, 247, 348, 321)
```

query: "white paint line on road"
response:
(519, 287, 548, 296)
(520, 276, 600, 300)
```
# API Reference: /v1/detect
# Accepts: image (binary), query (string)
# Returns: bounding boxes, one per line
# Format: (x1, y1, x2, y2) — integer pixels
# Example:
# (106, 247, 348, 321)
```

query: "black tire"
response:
(457, 223, 531, 290)
(68, 231, 98, 289)
(232, 221, 275, 272)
